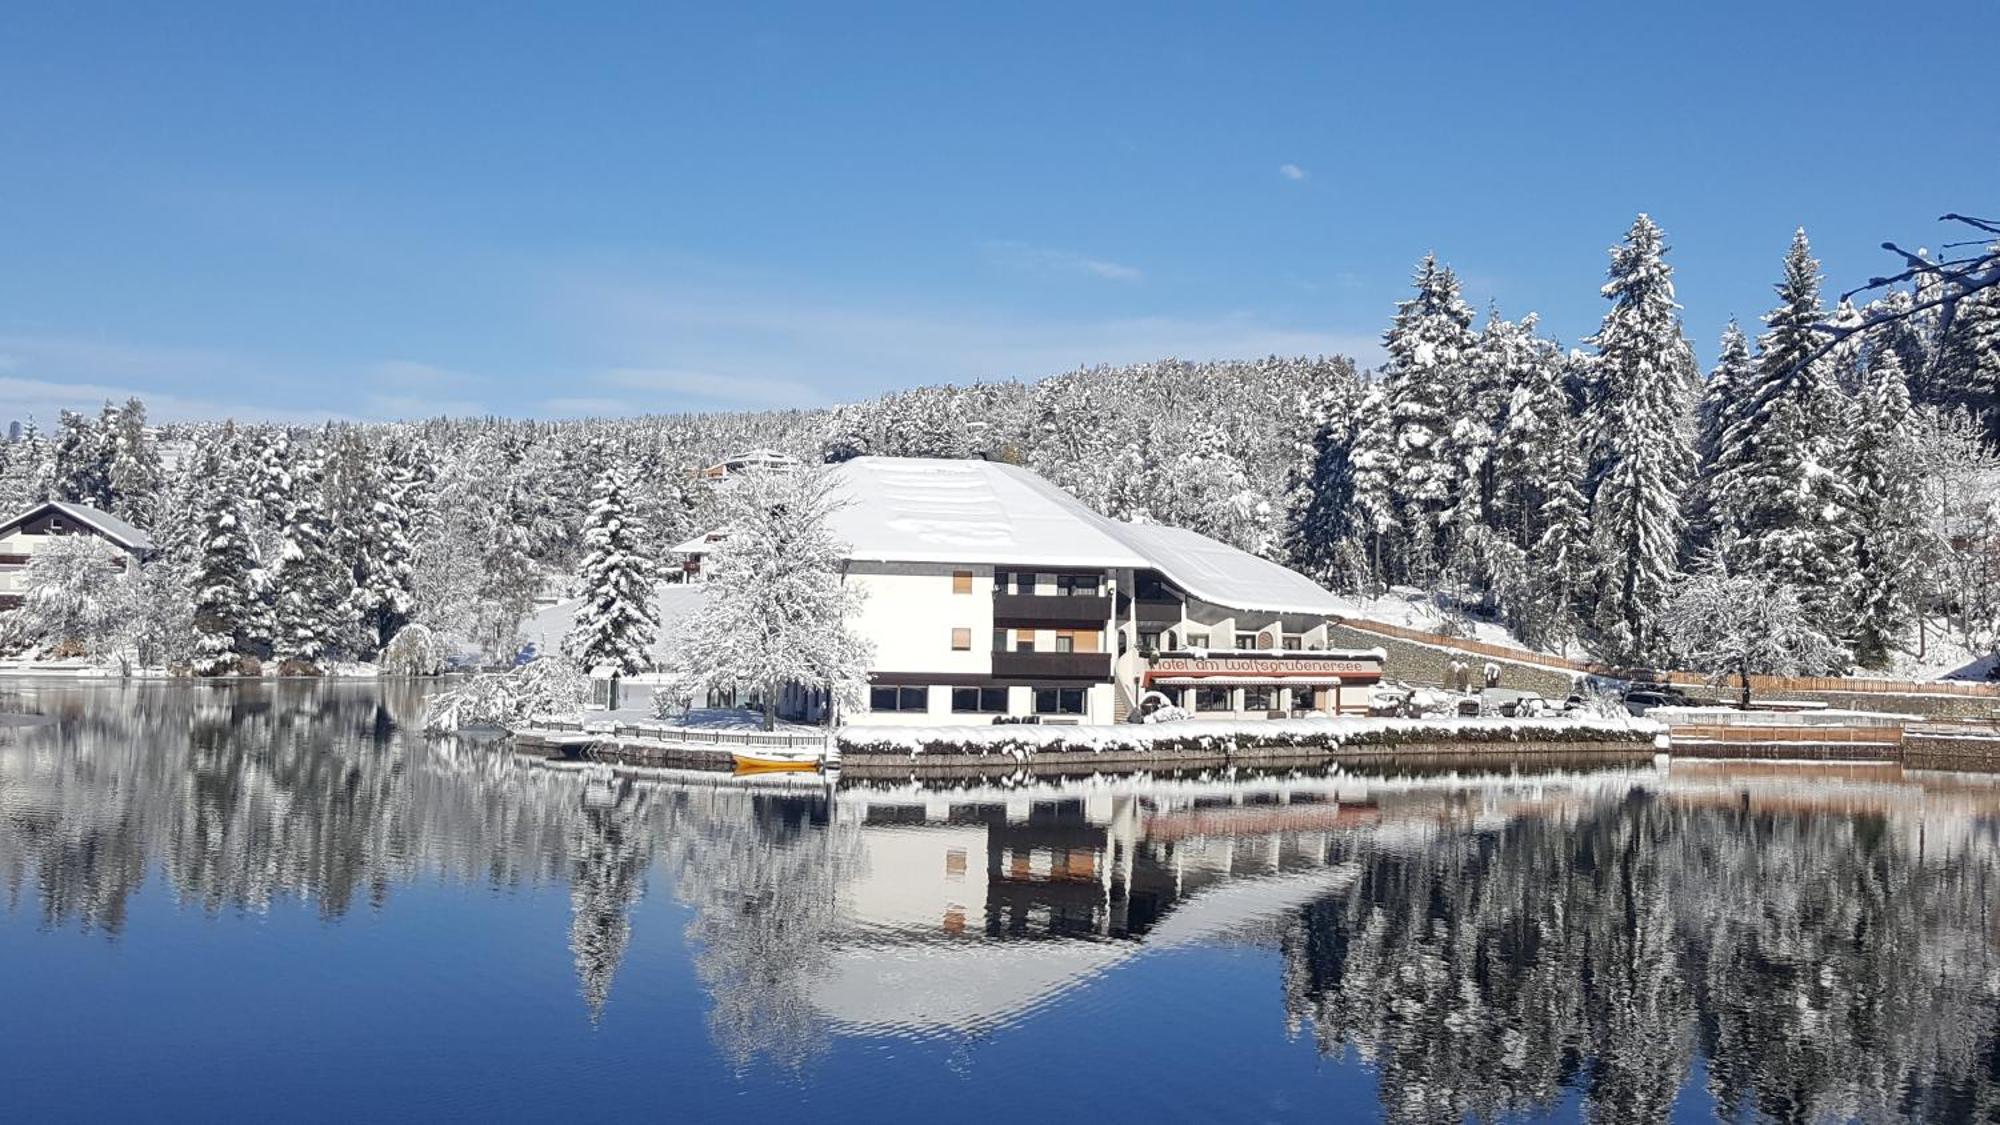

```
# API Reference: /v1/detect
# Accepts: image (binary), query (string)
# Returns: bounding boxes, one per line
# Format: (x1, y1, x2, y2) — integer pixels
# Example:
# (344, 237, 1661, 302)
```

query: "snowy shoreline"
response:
(836, 714, 1663, 760)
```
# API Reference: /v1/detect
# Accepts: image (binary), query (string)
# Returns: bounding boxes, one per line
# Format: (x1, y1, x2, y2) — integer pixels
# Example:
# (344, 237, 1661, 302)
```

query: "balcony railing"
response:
(992, 592, 1112, 626)
(991, 650, 1111, 680)
(1133, 598, 1183, 626)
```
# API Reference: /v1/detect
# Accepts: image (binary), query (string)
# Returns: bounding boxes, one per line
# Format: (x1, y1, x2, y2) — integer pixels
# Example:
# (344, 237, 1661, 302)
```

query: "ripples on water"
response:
(3, 680, 1999, 1123)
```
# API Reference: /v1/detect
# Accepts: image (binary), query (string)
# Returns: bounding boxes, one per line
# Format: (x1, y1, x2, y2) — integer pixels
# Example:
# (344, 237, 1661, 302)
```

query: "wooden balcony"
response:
(992, 592, 1112, 627)
(991, 650, 1111, 680)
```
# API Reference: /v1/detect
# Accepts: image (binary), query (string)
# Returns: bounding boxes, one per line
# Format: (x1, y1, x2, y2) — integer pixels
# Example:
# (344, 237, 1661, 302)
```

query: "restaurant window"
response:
(1194, 686, 1233, 712)
(950, 627, 971, 651)
(869, 686, 930, 712)
(1242, 686, 1274, 711)
(1034, 687, 1087, 715)
(952, 570, 973, 595)
(1055, 574, 1100, 597)
(952, 686, 1009, 713)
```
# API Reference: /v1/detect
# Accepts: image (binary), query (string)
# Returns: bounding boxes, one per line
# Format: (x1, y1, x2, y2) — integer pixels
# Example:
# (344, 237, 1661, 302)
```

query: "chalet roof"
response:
(0, 500, 155, 551)
(674, 457, 1348, 617)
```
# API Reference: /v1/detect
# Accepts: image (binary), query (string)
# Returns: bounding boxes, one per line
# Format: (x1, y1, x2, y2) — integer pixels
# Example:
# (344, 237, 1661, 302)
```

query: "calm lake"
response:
(3, 681, 1997, 1124)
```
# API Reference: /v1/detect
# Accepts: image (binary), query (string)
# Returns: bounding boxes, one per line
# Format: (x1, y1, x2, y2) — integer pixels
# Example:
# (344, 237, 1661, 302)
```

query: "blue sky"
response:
(1, 2, 1993, 423)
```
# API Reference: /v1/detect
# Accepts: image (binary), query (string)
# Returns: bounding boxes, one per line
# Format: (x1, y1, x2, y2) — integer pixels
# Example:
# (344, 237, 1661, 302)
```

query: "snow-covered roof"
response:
(822, 457, 1150, 569)
(0, 500, 154, 551)
(1103, 522, 1345, 616)
(673, 457, 1349, 617)
(522, 582, 708, 663)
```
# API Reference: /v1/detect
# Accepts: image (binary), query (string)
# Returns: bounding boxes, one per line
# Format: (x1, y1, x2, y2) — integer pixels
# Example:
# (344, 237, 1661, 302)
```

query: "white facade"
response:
(673, 457, 1384, 727)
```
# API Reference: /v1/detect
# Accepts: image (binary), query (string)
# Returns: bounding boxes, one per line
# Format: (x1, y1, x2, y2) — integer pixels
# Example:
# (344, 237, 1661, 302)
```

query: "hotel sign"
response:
(1150, 657, 1379, 677)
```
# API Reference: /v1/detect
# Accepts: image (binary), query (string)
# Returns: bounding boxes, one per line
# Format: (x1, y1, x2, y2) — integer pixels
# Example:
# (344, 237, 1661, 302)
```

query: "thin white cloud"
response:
(983, 240, 1143, 282)
(0, 374, 355, 425)
(1279, 163, 1308, 181)
(546, 273, 1384, 399)
(598, 367, 829, 410)
(539, 396, 639, 418)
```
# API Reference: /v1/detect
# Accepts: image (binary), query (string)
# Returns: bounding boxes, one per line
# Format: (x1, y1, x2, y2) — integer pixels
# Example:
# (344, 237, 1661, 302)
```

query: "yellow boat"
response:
(730, 749, 824, 775)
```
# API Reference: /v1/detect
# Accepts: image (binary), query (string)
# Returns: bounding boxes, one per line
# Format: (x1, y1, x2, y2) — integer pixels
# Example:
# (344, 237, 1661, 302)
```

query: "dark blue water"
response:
(3, 681, 1996, 1123)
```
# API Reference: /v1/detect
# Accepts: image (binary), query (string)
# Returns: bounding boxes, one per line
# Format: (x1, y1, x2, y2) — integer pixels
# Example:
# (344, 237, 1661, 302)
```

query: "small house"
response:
(0, 500, 155, 609)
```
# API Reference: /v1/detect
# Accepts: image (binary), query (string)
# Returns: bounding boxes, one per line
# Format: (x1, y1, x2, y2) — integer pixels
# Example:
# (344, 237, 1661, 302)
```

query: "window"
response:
(951, 687, 1009, 713)
(1139, 631, 1160, 653)
(952, 570, 973, 595)
(869, 686, 930, 712)
(1184, 631, 1208, 650)
(950, 627, 971, 651)
(1034, 687, 1086, 715)
(1282, 635, 1302, 651)
(1234, 633, 1257, 649)
(1243, 686, 1274, 711)
(992, 628, 1008, 652)
(1015, 629, 1037, 652)
(1194, 686, 1233, 712)
(1055, 574, 1100, 597)
(1012, 572, 1037, 595)
(1052, 629, 1099, 653)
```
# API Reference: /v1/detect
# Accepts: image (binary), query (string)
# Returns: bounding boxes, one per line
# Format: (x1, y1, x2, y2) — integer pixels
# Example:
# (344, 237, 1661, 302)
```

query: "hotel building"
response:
(673, 456, 1383, 726)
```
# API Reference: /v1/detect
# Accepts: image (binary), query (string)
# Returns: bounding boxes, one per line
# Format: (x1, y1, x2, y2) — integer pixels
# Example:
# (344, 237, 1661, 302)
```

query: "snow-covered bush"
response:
(380, 622, 449, 676)
(422, 658, 589, 733)
(16, 536, 136, 661)
(1141, 704, 1191, 724)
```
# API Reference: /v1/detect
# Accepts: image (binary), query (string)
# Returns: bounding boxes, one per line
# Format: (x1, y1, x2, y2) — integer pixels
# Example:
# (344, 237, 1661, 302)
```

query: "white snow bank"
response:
(838, 714, 1661, 758)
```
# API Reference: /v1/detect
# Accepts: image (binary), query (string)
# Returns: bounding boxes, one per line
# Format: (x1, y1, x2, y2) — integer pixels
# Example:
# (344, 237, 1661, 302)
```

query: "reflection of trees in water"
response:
(0, 681, 575, 931)
(1282, 792, 2000, 1124)
(654, 789, 862, 1070)
(0, 682, 858, 1063)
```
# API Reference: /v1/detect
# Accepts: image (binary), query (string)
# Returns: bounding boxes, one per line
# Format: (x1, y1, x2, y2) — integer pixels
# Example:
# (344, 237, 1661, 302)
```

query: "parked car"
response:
(1623, 686, 1692, 716)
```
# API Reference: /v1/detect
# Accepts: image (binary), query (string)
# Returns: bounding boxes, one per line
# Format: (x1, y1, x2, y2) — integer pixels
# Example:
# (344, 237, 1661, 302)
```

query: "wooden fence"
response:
(1330, 616, 2000, 700)
(1669, 724, 1907, 748)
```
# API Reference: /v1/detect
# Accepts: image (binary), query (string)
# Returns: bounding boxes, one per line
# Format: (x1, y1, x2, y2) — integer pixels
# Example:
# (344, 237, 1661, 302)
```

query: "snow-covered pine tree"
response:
(668, 466, 872, 729)
(1488, 316, 1572, 550)
(1687, 321, 1754, 554)
(106, 398, 163, 527)
(323, 429, 416, 655)
(1931, 246, 2000, 445)
(471, 479, 542, 663)
(1842, 345, 1922, 667)
(1381, 254, 1477, 581)
(1283, 374, 1366, 587)
(562, 465, 658, 675)
(50, 409, 110, 508)
(1582, 215, 1698, 661)
(1344, 384, 1399, 592)
(190, 455, 260, 675)
(1154, 421, 1270, 555)
(1710, 229, 1856, 648)
(271, 452, 351, 669)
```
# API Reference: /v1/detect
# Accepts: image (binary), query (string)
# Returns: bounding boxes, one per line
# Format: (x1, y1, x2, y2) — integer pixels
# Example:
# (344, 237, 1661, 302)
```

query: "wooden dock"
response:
(512, 718, 833, 770)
